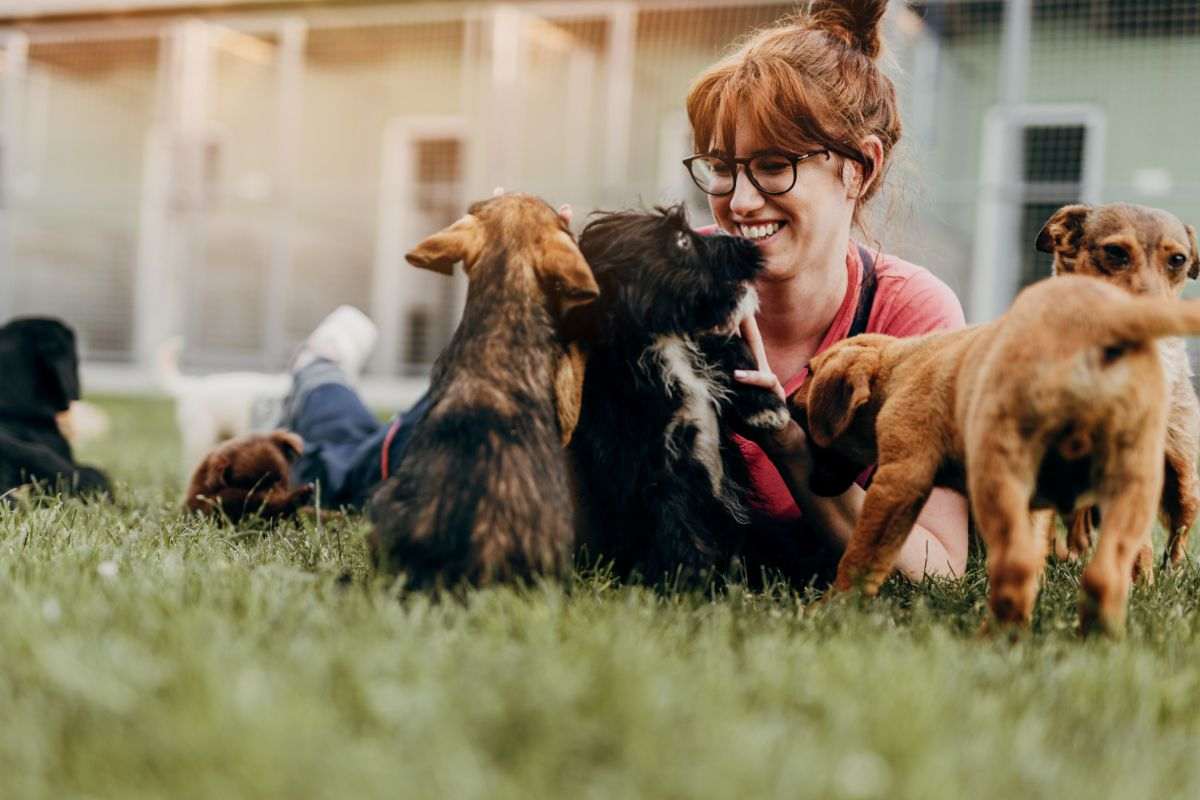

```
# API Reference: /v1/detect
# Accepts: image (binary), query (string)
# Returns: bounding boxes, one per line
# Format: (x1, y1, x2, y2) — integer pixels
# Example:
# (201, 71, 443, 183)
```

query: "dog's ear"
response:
(787, 386, 863, 496)
(406, 214, 485, 275)
(201, 453, 232, 489)
(805, 347, 877, 448)
(269, 430, 305, 462)
(543, 230, 600, 317)
(35, 323, 81, 412)
(1186, 224, 1200, 280)
(1036, 205, 1091, 267)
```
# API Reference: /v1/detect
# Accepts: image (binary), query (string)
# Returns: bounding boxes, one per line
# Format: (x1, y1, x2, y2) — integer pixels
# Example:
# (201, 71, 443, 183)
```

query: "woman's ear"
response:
(844, 135, 884, 199)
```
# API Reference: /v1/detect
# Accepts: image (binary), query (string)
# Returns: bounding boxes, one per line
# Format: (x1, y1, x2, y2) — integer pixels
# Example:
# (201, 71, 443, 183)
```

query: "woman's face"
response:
(707, 118, 861, 283)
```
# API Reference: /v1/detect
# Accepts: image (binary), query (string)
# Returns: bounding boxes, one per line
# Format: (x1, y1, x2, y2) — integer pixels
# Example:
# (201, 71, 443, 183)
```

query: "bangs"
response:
(687, 55, 862, 164)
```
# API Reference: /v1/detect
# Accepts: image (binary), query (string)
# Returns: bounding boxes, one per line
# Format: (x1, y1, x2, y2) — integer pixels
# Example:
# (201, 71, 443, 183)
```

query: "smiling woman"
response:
(684, 0, 971, 584)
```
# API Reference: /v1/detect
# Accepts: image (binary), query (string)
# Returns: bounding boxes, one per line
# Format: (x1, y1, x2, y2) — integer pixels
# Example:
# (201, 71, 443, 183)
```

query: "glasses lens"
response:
(689, 156, 734, 195)
(748, 154, 797, 195)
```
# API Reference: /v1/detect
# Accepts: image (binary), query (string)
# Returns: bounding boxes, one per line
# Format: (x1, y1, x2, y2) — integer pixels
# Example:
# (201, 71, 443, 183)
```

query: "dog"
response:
(184, 430, 314, 522)
(0, 317, 111, 498)
(56, 400, 112, 446)
(568, 206, 790, 584)
(367, 193, 599, 589)
(159, 305, 378, 479)
(1035, 203, 1200, 568)
(792, 275, 1200, 634)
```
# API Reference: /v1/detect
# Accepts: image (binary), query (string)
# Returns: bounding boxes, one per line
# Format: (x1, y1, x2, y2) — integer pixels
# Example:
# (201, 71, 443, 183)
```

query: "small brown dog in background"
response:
(1036, 203, 1200, 567)
(793, 275, 1200, 635)
(184, 431, 314, 523)
(367, 193, 598, 589)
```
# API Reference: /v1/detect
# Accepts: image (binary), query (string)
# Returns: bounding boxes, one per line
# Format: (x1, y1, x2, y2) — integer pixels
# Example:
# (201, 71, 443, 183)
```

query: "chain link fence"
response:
(1, 0, 1198, 379)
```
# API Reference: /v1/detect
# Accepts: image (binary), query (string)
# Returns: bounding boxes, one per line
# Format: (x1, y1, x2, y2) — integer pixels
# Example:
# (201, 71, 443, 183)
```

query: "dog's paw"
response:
(742, 405, 791, 433)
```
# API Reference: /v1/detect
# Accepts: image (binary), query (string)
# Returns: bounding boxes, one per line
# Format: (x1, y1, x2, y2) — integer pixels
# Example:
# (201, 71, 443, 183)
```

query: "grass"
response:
(3, 396, 1200, 798)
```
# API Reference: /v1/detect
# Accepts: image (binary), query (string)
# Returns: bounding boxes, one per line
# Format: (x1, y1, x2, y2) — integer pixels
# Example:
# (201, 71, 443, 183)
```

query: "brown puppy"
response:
(1036, 203, 1200, 567)
(368, 193, 598, 589)
(793, 275, 1200, 634)
(184, 430, 313, 522)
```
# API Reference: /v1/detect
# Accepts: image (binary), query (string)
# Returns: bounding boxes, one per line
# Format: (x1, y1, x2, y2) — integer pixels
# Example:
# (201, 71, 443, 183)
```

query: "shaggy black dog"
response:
(0, 318, 110, 498)
(368, 193, 598, 589)
(570, 206, 790, 583)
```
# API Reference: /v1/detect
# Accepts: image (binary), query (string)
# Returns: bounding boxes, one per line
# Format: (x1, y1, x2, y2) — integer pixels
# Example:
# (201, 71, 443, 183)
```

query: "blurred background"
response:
(0, 0, 1197, 397)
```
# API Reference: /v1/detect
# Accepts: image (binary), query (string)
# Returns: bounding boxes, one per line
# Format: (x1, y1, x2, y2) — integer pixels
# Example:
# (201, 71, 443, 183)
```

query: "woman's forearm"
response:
(760, 427, 967, 581)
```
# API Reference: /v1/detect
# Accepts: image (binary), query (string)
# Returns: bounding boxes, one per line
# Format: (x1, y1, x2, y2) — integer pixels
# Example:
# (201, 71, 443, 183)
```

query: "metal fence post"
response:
(264, 18, 306, 369)
(0, 32, 28, 324)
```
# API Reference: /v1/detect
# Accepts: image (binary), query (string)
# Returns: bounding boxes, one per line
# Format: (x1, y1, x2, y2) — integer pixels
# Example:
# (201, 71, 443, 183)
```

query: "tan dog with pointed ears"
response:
(793, 275, 1200, 635)
(368, 193, 598, 589)
(1036, 203, 1200, 568)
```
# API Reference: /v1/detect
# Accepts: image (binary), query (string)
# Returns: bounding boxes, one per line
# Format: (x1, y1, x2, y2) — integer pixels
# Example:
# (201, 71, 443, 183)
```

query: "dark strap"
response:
(848, 244, 878, 338)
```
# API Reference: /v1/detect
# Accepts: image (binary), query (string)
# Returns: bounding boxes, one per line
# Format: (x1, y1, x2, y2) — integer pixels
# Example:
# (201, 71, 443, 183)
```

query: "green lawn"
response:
(3, 396, 1200, 799)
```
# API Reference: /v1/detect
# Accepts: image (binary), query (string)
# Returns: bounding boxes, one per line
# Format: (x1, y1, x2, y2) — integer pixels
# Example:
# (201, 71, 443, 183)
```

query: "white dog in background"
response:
(158, 306, 378, 476)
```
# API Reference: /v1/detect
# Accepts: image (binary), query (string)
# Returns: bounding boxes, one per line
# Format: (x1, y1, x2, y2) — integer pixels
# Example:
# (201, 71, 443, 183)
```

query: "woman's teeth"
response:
(737, 222, 782, 241)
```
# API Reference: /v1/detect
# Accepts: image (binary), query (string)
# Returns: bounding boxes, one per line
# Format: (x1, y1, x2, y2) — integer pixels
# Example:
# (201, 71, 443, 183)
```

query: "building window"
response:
(1018, 124, 1086, 288)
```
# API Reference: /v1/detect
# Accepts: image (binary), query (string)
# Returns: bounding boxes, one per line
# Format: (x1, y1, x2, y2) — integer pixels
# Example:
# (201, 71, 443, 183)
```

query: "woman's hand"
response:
(733, 314, 786, 403)
(731, 314, 807, 455)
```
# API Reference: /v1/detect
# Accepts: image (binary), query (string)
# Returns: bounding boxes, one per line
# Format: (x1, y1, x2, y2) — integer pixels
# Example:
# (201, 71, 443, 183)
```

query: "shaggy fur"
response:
(0, 317, 110, 498)
(569, 206, 790, 584)
(793, 275, 1200, 634)
(1035, 203, 1200, 568)
(184, 431, 313, 522)
(368, 193, 599, 589)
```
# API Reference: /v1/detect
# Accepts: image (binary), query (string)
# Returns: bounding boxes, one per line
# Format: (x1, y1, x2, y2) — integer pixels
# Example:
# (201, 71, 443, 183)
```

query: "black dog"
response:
(0, 318, 110, 498)
(569, 206, 790, 583)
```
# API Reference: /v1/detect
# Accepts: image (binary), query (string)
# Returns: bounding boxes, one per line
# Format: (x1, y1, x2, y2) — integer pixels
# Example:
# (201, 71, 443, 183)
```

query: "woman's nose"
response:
(729, 167, 764, 215)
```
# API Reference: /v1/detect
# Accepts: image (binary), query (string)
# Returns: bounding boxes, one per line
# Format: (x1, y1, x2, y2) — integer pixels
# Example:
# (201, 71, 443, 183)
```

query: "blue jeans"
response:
(280, 360, 432, 510)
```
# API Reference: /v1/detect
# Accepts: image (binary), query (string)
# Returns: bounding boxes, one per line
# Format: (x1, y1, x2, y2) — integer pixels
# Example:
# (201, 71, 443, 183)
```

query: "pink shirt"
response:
(739, 242, 966, 521)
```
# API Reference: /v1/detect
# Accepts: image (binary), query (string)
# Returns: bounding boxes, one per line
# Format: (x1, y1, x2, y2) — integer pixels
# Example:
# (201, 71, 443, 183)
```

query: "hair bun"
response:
(806, 0, 887, 60)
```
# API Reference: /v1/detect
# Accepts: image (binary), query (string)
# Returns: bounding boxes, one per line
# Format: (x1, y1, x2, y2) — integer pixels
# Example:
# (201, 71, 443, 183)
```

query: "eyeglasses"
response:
(683, 149, 832, 197)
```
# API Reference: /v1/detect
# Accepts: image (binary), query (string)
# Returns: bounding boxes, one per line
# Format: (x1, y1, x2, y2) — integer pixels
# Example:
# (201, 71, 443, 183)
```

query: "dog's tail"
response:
(1096, 296, 1200, 344)
(155, 336, 186, 395)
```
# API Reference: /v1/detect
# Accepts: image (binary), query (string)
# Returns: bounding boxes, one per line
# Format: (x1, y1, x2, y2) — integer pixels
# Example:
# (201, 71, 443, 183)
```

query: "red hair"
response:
(686, 0, 901, 217)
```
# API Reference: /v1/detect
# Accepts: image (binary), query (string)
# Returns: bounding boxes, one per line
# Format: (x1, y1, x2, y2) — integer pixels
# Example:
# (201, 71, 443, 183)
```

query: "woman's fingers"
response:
(739, 314, 770, 373)
(734, 369, 786, 402)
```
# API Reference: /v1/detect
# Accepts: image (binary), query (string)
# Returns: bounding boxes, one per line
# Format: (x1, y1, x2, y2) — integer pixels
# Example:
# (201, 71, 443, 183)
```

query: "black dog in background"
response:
(569, 206, 790, 583)
(0, 318, 110, 498)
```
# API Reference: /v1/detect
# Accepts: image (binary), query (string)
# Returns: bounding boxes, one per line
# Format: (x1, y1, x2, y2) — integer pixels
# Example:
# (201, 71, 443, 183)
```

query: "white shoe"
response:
(293, 305, 379, 377)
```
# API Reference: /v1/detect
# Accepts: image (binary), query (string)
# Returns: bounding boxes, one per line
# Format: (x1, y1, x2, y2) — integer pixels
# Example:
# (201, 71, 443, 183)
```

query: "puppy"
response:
(1036, 203, 1200, 567)
(184, 430, 313, 522)
(367, 193, 599, 589)
(793, 275, 1200, 634)
(157, 337, 291, 479)
(569, 207, 789, 583)
(0, 317, 111, 498)
(159, 305, 378, 479)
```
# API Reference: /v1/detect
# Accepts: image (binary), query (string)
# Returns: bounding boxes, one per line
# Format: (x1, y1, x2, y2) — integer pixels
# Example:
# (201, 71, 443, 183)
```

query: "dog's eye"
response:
(675, 231, 692, 251)
(1168, 253, 1188, 270)
(1103, 244, 1129, 265)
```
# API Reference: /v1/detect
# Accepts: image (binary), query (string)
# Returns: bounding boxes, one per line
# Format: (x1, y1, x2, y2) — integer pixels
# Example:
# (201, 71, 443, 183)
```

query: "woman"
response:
(685, 0, 969, 580)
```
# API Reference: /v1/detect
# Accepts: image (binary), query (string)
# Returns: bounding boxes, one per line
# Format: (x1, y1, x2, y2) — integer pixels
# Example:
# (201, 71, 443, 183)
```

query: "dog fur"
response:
(1035, 202, 1200, 567)
(367, 193, 599, 589)
(568, 206, 790, 583)
(184, 430, 313, 522)
(792, 275, 1200, 634)
(157, 337, 291, 480)
(0, 317, 111, 498)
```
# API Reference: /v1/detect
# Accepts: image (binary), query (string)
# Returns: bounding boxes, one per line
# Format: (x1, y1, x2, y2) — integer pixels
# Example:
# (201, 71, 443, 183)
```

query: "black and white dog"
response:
(570, 206, 790, 583)
(0, 318, 110, 498)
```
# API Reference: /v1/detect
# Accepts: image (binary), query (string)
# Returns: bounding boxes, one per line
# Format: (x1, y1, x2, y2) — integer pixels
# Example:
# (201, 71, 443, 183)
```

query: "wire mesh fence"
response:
(1, 0, 1198, 378)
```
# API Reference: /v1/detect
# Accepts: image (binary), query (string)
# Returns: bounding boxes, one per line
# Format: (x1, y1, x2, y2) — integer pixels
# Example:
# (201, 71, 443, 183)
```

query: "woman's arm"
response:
(758, 421, 968, 580)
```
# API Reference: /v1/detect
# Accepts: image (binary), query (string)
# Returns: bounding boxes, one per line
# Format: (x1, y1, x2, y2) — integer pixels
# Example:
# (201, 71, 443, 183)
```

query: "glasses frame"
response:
(682, 148, 833, 197)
